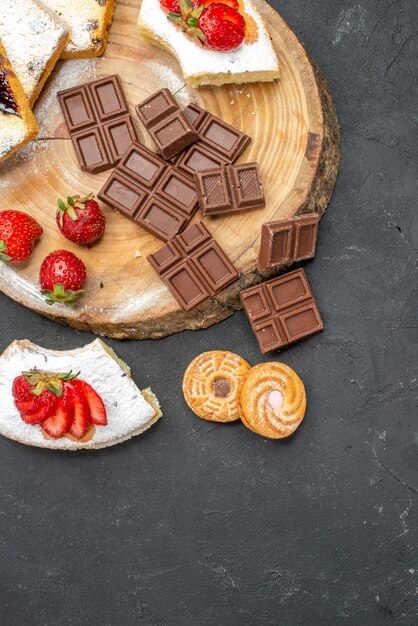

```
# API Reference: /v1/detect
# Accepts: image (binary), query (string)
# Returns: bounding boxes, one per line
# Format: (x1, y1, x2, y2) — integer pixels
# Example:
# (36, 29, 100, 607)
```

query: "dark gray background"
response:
(1, 0, 417, 624)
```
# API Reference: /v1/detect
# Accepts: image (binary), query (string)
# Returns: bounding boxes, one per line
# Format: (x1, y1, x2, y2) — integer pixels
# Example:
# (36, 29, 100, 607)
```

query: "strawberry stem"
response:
(22, 369, 80, 397)
(0, 240, 11, 262)
(41, 283, 85, 306)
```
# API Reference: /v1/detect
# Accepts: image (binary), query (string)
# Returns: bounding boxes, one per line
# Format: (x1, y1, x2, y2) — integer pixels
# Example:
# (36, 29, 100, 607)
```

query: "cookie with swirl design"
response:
(239, 362, 306, 438)
(182, 351, 251, 423)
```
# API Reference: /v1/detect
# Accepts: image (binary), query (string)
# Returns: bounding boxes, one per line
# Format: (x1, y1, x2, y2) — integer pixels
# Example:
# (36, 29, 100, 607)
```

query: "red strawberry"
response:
(201, 0, 238, 9)
(71, 379, 107, 426)
(56, 194, 105, 246)
(39, 250, 86, 306)
(42, 399, 72, 438)
(160, 0, 181, 12)
(64, 383, 90, 439)
(198, 3, 245, 50)
(12, 370, 78, 425)
(0, 210, 42, 263)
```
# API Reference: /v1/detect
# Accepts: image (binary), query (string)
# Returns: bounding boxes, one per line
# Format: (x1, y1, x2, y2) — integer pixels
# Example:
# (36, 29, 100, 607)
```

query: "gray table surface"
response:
(1, 0, 417, 624)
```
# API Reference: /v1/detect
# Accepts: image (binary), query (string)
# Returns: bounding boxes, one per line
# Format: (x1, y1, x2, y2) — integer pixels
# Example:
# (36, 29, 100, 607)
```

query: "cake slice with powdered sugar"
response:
(0, 0, 69, 107)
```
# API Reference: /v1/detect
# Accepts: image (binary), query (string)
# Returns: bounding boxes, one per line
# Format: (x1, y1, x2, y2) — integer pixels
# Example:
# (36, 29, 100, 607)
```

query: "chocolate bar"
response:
(195, 163, 265, 216)
(147, 221, 239, 312)
(172, 103, 251, 178)
(136, 89, 199, 159)
(58, 75, 139, 174)
(258, 214, 319, 270)
(97, 141, 199, 242)
(241, 269, 323, 354)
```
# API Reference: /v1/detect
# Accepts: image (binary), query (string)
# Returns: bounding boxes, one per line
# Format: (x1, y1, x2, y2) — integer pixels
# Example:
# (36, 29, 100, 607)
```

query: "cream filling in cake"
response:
(0, 0, 68, 106)
(137, 0, 280, 86)
(41, 0, 115, 58)
(0, 339, 161, 450)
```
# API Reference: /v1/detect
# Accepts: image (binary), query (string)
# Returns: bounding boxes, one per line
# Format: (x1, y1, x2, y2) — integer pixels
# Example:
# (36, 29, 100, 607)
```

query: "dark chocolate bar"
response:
(136, 89, 198, 160)
(258, 214, 319, 270)
(147, 221, 239, 312)
(97, 141, 199, 241)
(241, 268, 323, 353)
(58, 75, 139, 174)
(195, 163, 265, 216)
(172, 103, 251, 178)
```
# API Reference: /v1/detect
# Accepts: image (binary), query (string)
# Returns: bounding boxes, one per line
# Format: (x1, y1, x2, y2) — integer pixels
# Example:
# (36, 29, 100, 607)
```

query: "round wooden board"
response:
(0, 0, 339, 339)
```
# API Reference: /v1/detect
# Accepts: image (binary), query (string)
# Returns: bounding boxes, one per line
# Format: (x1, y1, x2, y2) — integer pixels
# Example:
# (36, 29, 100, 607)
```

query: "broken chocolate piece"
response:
(195, 163, 265, 216)
(136, 89, 198, 160)
(172, 103, 251, 178)
(148, 221, 239, 311)
(241, 268, 323, 354)
(98, 141, 199, 241)
(258, 214, 319, 270)
(58, 75, 139, 174)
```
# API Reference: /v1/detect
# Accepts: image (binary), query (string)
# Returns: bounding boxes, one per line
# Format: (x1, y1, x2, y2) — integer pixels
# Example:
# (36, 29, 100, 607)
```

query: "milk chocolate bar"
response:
(258, 214, 319, 270)
(136, 89, 199, 159)
(241, 269, 323, 354)
(97, 141, 199, 241)
(148, 222, 239, 312)
(58, 75, 139, 174)
(195, 163, 265, 216)
(172, 103, 252, 178)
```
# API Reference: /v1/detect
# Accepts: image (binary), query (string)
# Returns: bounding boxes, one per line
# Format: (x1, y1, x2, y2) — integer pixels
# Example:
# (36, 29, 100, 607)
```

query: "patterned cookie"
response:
(239, 362, 306, 438)
(182, 351, 251, 422)
(0, 39, 38, 164)
(0, 0, 69, 107)
(41, 0, 115, 59)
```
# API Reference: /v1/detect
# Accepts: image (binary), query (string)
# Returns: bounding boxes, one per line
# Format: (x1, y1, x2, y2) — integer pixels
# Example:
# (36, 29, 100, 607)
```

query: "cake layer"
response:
(0, 39, 38, 163)
(41, 0, 115, 59)
(0, 0, 68, 106)
(137, 0, 280, 87)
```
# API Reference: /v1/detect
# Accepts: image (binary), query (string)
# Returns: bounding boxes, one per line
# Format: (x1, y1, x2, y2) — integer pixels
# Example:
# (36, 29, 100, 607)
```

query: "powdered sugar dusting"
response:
(138, 0, 279, 81)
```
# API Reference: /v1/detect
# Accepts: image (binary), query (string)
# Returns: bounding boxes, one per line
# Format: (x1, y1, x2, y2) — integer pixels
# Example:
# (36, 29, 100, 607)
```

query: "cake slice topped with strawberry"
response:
(138, 0, 279, 87)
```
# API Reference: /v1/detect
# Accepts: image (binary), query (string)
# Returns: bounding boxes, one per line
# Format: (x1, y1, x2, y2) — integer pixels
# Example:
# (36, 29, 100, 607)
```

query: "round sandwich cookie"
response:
(182, 351, 251, 423)
(239, 362, 306, 439)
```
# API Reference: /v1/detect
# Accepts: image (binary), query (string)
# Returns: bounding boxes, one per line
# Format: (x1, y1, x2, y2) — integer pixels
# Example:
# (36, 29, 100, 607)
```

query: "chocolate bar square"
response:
(136, 89, 198, 159)
(195, 163, 265, 217)
(98, 142, 199, 242)
(148, 222, 239, 312)
(258, 214, 319, 270)
(58, 75, 139, 174)
(241, 268, 323, 353)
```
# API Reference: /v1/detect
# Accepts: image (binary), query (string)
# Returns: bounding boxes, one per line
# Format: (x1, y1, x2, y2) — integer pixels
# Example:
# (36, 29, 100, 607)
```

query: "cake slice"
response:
(41, 0, 115, 59)
(137, 0, 280, 87)
(0, 40, 38, 164)
(0, 0, 69, 107)
(0, 339, 162, 450)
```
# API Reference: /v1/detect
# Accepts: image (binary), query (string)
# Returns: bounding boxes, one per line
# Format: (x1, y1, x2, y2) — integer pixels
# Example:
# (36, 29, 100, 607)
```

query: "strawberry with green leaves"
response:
(12, 369, 108, 439)
(56, 194, 106, 246)
(0, 210, 43, 263)
(39, 249, 87, 306)
(163, 0, 245, 51)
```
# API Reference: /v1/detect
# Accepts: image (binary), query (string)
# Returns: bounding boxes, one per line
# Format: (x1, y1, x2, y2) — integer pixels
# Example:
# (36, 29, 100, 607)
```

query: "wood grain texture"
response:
(0, 0, 340, 339)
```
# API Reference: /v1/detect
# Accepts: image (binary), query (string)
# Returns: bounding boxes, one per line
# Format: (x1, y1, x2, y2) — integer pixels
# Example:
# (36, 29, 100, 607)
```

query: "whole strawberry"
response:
(0, 210, 43, 262)
(40, 250, 87, 306)
(56, 194, 105, 245)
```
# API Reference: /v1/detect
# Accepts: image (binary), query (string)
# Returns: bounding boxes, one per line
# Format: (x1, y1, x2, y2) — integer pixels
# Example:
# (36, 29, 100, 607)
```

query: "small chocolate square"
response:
(258, 214, 319, 270)
(71, 127, 111, 174)
(136, 89, 178, 128)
